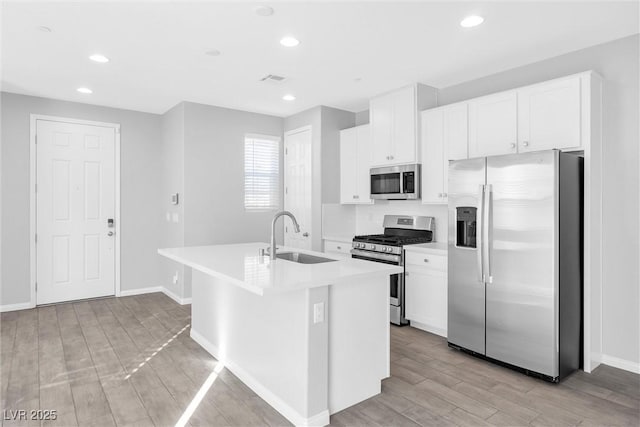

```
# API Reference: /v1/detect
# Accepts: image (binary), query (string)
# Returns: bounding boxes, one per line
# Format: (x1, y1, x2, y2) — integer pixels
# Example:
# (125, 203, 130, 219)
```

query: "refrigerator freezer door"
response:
(485, 150, 559, 377)
(448, 157, 486, 354)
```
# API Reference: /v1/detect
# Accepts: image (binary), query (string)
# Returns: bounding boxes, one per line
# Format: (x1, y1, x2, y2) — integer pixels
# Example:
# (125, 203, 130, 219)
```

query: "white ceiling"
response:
(2, 1, 638, 117)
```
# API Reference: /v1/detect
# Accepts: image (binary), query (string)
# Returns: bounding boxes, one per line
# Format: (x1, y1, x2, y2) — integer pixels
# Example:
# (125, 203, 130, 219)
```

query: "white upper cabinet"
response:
(370, 84, 437, 167)
(421, 102, 468, 204)
(444, 103, 469, 161)
(517, 76, 581, 152)
(421, 109, 445, 204)
(468, 91, 518, 158)
(340, 124, 372, 204)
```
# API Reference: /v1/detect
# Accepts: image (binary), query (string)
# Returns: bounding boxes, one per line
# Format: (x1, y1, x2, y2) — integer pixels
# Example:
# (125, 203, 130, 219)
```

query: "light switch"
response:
(313, 302, 325, 324)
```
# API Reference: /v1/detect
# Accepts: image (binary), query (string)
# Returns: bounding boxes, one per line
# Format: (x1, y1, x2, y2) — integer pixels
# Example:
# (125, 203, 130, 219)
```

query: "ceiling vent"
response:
(260, 74, 286, 83)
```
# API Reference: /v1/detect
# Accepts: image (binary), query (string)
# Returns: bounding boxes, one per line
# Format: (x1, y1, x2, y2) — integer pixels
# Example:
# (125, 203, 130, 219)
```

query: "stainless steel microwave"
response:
(370, 164, 421, 200)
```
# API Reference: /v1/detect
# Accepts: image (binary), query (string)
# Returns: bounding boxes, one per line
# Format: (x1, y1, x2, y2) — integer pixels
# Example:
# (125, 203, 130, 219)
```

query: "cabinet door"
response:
(444, 103, 468, 161)
(468, 91, 518, 158)
(355, 125, 373, 202)
(339, 128, 359, 204)
(518, 76, 581, 152)
(370, 95, 393, 166)
(405, 267, 448, 337)
(421, 109, 445, 204)
(391, 86, 417, 164)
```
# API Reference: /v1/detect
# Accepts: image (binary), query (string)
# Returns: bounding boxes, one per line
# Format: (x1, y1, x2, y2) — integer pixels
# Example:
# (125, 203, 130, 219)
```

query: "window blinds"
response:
(244, 136, 280, 210)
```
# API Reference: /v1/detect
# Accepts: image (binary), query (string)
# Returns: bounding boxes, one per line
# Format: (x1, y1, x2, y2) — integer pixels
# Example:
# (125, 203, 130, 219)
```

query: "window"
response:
(244, 135, 280, 211)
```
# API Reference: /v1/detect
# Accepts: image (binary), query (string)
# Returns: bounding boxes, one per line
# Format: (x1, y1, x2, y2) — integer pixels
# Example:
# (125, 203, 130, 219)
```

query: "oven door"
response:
(351, 248, 402, 306)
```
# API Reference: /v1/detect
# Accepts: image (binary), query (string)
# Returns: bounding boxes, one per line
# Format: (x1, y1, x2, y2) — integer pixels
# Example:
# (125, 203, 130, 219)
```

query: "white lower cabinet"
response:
(323, 239, 352, 260)
(404, 252, 447, 337)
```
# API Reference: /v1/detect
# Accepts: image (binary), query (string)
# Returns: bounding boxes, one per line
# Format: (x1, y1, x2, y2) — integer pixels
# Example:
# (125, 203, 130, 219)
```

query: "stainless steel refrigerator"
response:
(447, 149, 582, 382)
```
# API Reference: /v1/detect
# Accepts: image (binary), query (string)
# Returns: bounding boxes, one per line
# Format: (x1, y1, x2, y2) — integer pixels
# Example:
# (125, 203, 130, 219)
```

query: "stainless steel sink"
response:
(276, 252, 337, 264)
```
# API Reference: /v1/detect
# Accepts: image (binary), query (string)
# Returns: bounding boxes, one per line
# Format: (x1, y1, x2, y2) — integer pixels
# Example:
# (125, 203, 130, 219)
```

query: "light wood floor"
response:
(1, 294, 638, 427)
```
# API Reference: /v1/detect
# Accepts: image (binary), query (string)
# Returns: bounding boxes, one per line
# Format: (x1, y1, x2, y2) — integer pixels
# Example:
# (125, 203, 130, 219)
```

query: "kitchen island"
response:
(158, 243, 402, 427)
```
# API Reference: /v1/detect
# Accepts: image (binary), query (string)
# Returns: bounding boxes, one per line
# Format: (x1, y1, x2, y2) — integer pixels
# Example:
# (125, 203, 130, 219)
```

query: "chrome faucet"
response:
(269, 211, 301, 260)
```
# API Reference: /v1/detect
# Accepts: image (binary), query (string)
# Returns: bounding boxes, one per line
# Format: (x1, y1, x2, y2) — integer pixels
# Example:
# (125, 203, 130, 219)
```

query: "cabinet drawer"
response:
(324, 240, 351, 255)
(404, 252, 446, 271)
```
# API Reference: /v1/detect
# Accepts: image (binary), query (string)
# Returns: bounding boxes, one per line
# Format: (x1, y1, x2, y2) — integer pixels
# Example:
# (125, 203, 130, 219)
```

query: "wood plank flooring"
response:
(1, 293, 638, 426)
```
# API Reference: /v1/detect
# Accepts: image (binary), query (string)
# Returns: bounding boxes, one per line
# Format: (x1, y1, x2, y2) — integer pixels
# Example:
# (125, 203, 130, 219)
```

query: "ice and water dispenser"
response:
(456, 207, 477, 248)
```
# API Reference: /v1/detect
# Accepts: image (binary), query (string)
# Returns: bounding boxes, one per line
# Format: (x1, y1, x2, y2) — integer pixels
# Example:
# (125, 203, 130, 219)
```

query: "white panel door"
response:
(391, 86, 417, 164)
(36, 120, 116, 305)
(284, 128, 312, 250)
(339, 127, 358, 204)
(518, 76, 581, 152)
(468, 91, 518, 158)
(421, 109, 445, 204)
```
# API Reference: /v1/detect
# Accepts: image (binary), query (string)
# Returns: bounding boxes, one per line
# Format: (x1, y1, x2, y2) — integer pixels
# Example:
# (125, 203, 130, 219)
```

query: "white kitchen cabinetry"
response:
(405, 250, 447, 337)
(340, 125, 373, 204)
(370, 84, 437, 167)
(468, 91, 518, 158)
(421, 102, 469, 204)
(517, 75, 582, 152)
(323, 239, 352, 260)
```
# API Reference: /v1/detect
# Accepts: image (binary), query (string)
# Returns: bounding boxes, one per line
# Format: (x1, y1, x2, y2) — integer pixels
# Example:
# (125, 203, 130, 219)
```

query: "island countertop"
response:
(158, 242, 402, 296)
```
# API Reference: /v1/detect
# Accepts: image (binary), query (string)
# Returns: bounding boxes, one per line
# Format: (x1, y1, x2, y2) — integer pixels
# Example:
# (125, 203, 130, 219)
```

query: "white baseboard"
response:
(0, 301, 35, 313)
(162, 287, 192, 305)
(601, 354, 640, 374)
(119, 286, 163, 297)
(409, 320, 447, 338)
(190, 329, 329, 427)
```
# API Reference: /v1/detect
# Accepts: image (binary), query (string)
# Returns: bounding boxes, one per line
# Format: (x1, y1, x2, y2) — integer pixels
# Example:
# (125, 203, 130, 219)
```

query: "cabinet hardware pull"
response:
(424, 258, 429, 263)
(337, 246, 342, 250)
(389, 155, 394, 160)
(523, 141, 529, 147)
(438, 193, 442, 198)
(510, 143, 516, 149)
(442, 193, 447, 197)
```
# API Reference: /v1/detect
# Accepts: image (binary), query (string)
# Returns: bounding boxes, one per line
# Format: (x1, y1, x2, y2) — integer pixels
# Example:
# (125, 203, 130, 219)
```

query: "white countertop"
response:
(158, 243, 402, 296)
(322, 234, 354, 244)
(404, 242, 448, 255)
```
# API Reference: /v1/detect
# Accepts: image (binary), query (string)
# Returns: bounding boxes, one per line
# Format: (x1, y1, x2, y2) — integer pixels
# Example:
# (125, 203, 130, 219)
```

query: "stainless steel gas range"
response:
(351, 215, 435, 326)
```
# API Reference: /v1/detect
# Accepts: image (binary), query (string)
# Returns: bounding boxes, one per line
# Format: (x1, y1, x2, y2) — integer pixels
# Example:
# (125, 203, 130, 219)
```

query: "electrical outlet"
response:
(172, 213, 179, 223)
(313, 302, 325, 324)
(172, 272, 179, 285)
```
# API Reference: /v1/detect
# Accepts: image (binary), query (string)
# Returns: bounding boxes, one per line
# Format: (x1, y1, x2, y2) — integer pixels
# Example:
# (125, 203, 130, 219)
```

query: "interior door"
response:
(447, 157, 486, 354)
(284, 127, 312, 250)
(36, 119, 116, 305)
(485, 151, 558, 377)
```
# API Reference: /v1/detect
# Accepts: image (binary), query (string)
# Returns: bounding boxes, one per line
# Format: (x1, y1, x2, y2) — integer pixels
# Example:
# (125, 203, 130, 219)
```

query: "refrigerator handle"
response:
(485, 184, 493, 283)
(477, 184, 485, 283)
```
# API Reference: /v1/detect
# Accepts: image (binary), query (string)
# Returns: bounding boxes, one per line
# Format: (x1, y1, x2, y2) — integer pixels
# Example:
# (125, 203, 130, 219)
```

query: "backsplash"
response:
(355, 201, 448, 243)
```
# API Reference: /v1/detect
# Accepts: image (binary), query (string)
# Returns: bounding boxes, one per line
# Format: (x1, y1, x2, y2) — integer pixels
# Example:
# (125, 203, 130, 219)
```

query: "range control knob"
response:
(368, 244, 375, 250)
(387, 247, 393, 253)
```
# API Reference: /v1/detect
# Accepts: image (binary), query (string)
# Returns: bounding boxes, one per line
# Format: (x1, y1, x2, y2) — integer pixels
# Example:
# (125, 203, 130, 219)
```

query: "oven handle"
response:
(350, 249, 402, 264)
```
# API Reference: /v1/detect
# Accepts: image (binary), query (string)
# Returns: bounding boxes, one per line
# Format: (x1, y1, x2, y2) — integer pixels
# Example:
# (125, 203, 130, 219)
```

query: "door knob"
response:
(108, 231, 114, 237)
(302, 232, 309, 237)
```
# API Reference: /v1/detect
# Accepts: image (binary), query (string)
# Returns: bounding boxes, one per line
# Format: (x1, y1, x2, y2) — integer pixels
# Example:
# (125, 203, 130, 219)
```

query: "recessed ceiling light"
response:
(255, 5, 274, 17)
(460, 15, 484, 28)
(37, 26, 52, 32)
(89, 54, 109, 63)
(282, 94, 296, 101)
(280, 37, 300, 47)
(205, 49, 221, 56)
(77, 87, 93, 94)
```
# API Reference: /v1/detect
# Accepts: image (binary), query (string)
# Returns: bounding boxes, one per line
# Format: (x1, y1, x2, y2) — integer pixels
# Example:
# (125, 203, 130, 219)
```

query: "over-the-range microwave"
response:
(370, 164, 421, 200)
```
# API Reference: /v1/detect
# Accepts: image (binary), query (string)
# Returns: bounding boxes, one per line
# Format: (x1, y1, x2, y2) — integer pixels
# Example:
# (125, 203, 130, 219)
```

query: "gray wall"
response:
(437, 34, 640, 365)
(183, 102, 284, 249)
(160, 103, 185, 298)
(355, 110, 370, 126)
(0, 92, 163, 305)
